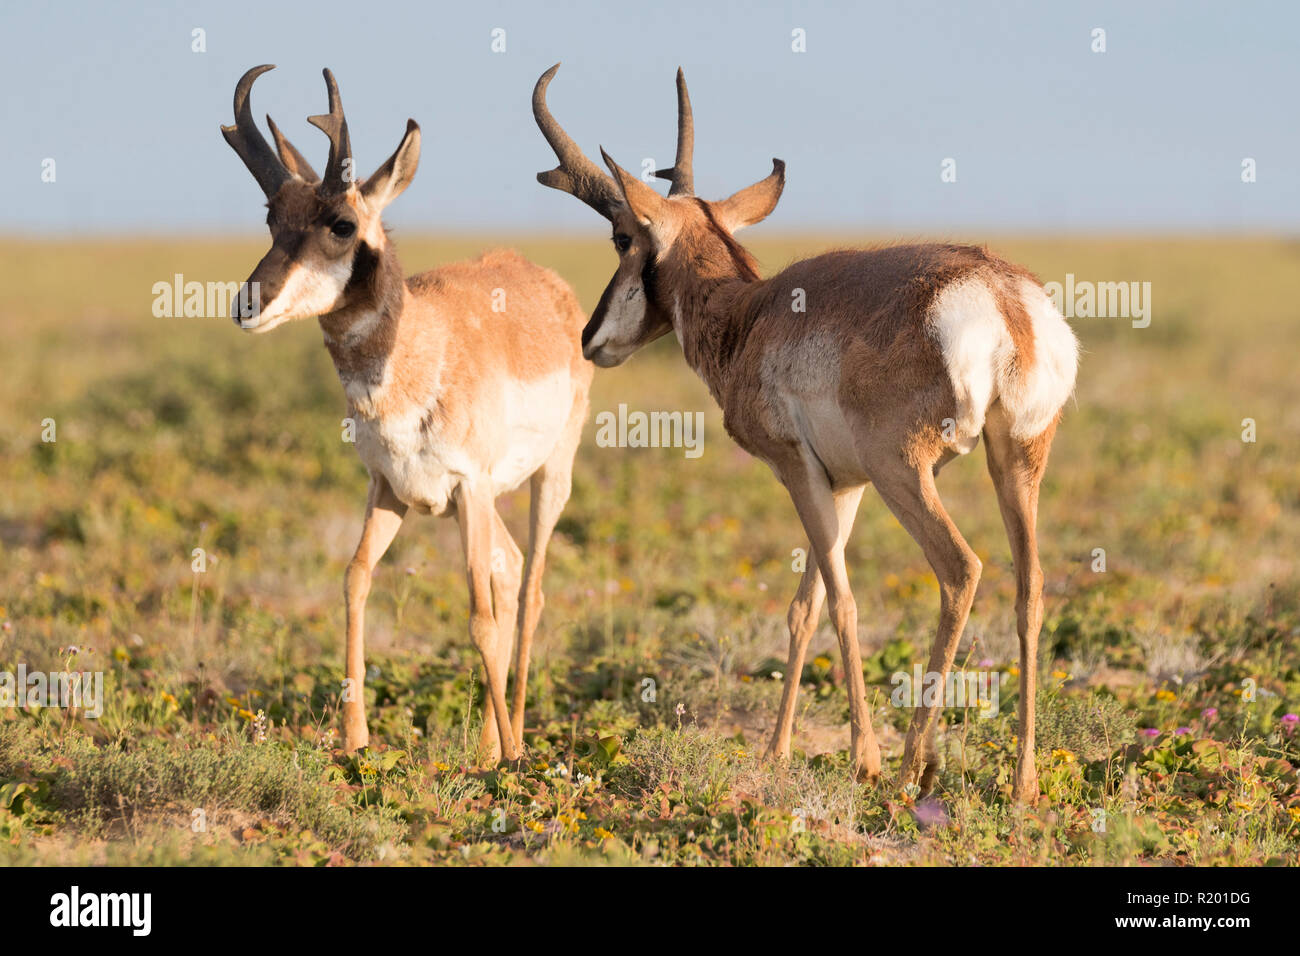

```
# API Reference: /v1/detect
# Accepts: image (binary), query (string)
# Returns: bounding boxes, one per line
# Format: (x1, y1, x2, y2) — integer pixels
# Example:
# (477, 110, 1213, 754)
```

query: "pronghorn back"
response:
(719, 243, 1077, 468)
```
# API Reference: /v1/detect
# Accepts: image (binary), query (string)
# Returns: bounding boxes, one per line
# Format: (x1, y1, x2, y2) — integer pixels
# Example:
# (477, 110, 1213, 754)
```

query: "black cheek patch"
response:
(640, 256, 659, 305)
(344, 241, 379, 295)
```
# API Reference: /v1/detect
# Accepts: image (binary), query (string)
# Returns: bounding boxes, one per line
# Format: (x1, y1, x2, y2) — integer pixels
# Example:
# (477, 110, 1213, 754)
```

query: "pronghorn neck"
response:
(662, 250, 762, 404)
(318, 239, 407, 417)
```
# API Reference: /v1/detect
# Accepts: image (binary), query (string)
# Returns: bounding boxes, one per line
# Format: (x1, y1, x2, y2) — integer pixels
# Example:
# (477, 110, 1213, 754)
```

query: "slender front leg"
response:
(478, 508, 523, 762)
(455, 482, 520, 763)
(766, 550, 824, 762)
(343, 475, 407, 752)
(778, 457, 879, 783)
(766, 487, 862, 762)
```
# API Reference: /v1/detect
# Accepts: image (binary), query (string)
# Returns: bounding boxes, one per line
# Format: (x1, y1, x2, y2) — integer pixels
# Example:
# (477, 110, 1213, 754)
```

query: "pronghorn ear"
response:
(712, 159, 785, 233)
(362, 120, 421, 210)
(600, 147, 669, 229)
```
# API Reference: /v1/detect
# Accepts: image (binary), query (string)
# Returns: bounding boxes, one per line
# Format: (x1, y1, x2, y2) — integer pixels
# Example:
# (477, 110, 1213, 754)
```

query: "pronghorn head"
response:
(222, 65, 420, 334)
(533, 64, 784, 367)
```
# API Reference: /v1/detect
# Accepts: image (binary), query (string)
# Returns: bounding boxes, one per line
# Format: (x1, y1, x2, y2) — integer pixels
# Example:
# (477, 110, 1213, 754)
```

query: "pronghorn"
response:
(532, 65, 1078, 802)
(222, 65, 592, 761)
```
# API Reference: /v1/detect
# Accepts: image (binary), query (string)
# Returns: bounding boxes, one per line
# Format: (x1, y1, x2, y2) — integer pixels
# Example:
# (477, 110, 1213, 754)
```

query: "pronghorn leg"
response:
(780, 457, 879, 783)
(870, 457, 981, 795)
(343, 475, 407, 752)
(478, 509, 523, 761)
(455, 483, 519, 763)
(510, 396, 583, 749)
(766, 485, 864, 762)
(766, 552, 823, 762)
(984, 404, 1056, 804)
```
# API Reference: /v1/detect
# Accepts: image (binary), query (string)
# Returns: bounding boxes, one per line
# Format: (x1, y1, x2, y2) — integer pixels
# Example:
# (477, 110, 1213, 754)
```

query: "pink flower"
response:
(913, 797, 950, 828)
(1143, 728, 1161, 738)
(1201, 707, 1218, 719)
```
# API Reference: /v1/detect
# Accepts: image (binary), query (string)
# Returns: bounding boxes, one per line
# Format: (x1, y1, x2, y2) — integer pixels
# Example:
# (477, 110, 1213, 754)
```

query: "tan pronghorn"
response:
(532, 65, 1077, 802)
(222, 65, 592, 761)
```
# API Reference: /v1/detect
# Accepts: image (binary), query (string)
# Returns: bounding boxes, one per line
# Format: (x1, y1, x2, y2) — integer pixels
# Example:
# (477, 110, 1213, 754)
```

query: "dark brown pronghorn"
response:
(222, 65, 592, 762)
(532, 64, 1077, 802)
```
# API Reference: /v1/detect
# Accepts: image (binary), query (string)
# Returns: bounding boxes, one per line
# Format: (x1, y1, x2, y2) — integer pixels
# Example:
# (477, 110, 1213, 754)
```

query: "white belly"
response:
(353, 369, 574, 515)
(488, 369, 573, 495)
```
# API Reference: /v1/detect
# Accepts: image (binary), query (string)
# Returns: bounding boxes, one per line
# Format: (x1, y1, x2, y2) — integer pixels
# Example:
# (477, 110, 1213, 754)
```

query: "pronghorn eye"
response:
(331, 220, 357, 239)
(613, 233, 631, 253)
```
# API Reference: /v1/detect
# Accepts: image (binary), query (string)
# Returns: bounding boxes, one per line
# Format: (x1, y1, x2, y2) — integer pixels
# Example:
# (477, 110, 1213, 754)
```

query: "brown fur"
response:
(228, 84, 593, 766)
(531, 65, 1067, 801)
(576, 159, 1064, 802)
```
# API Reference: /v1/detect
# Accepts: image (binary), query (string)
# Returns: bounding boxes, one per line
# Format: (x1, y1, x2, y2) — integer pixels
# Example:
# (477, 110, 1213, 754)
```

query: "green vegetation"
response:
(0, 235, 1297, 864)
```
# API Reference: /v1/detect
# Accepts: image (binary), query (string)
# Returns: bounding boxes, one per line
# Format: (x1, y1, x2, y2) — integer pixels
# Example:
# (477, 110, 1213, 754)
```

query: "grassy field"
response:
(1, 233, 1298, 866)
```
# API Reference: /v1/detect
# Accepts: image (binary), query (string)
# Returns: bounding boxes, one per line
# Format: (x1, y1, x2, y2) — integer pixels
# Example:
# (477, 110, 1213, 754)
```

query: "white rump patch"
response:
(928, 279, 1011, 446)
(928, 276, 1079, 445)
(1007, 279, 1079, 440)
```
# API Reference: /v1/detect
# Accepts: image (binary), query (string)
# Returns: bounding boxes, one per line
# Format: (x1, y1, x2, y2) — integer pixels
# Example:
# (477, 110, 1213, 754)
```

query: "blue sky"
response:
(3, 0, 1297, 234)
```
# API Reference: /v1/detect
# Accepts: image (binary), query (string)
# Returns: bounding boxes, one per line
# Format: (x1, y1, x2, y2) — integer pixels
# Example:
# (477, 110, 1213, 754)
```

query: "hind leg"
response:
(983, 403, 1057, 804)
(867, 455, 982, 795)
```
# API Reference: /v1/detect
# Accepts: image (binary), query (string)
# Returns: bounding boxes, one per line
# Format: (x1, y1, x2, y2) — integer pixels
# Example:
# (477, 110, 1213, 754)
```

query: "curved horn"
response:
(307, 68, 353, 195)
(532, 63, 622, 220)
(266, 115, 320, 183)
(654, 67, 695, 196)
(220, 65, 292, 198)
